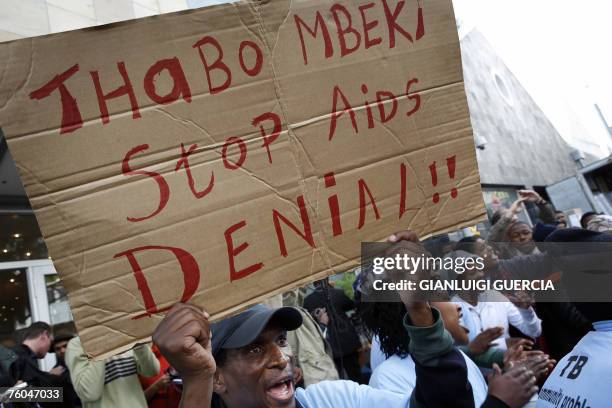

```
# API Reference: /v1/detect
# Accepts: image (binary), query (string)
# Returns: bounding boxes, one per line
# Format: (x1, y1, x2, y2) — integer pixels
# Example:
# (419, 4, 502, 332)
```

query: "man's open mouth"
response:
(266, 377, 295, 403)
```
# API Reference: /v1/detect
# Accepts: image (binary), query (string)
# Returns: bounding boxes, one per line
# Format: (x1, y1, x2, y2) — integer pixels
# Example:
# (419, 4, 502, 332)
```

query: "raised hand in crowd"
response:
(502, 342, 525, 367)
(386, 230, 431, 317)
(517, 190, 545, 204)
(518, 189, 557, 223)
(503, 341, 555, 377)
(468, 327, 504, 355)
(506, 337, 533, 350)
(387, 230, 420, 244)
(487, 363, 538, 408)
(506, 291, 535, 309)
(508, 197, 527, 216)
(152, 303, 215, 408)
(522, 352, 556, 380)
(509, 350, 555, 381)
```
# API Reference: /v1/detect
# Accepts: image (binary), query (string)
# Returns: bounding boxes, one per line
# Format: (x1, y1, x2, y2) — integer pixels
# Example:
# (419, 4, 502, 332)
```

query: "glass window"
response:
(478, 186, 534, 238)
(482, 187, 531, 224)
(45, 274, 73, 326)
(0, 213, 48, 262)
(0, 268, 31, 347)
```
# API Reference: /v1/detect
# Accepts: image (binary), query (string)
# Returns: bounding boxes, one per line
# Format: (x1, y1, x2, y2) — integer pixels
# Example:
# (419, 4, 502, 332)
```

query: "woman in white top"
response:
(361, 299, 489, 408)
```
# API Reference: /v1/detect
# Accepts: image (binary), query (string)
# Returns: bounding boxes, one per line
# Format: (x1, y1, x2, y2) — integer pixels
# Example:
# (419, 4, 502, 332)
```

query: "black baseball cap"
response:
(211, 304, 302, 357)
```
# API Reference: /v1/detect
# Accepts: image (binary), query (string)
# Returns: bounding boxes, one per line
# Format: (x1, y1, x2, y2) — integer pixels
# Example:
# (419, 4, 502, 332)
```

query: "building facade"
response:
(0, 0, 231, 42)
(460, 29, 612, 229)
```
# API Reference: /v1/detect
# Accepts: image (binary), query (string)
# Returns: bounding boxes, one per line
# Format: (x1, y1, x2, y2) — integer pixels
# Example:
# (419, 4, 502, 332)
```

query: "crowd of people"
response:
(1, 189, 611, 408)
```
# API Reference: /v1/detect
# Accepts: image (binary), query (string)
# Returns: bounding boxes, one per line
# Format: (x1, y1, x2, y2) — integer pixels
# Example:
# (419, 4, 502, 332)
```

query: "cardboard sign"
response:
(0, 0, 485, 358)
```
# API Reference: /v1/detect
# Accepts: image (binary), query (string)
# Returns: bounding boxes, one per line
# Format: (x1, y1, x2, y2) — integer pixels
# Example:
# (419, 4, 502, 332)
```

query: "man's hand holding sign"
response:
(385, 230, 435, 325)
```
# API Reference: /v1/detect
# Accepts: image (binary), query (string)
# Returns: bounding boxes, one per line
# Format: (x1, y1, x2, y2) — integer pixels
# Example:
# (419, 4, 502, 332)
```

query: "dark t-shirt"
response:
(7, 345, 66, 408)
(10, 345, 53, 386)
